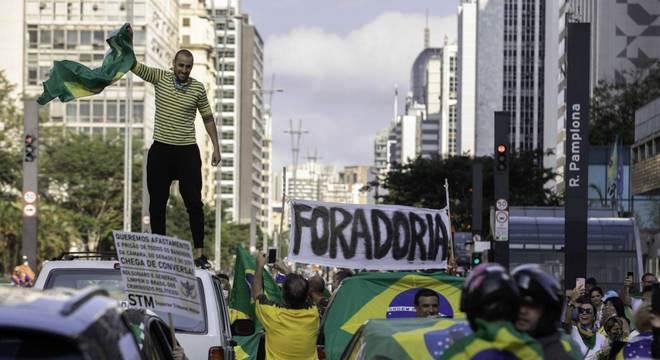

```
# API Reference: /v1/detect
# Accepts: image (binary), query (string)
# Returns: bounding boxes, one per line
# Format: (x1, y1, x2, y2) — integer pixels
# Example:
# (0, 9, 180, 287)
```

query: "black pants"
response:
(147, 141, 204, 249)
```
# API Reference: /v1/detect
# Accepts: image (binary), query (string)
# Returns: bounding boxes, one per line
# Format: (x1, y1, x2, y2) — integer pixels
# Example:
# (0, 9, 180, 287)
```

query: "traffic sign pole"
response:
(22, 100, 38, 268)
(493, 112, 510, 269)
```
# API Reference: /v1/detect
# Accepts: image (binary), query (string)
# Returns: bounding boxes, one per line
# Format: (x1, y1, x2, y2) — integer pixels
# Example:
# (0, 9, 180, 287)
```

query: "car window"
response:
(0, 330, 84, 359)
(44, 268, 208, 333)
(212, 276, 232, 335)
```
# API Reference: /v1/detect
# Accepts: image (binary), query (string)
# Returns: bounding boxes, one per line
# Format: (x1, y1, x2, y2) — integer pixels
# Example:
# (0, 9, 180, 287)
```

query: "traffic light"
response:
(24, 134, 36, 162)
(496, 143, 507, 171)
(471, 252, 482, 267)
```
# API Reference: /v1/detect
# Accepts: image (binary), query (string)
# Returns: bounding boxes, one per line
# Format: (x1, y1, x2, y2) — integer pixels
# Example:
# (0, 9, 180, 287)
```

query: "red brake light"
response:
(208, 346, 224, 360)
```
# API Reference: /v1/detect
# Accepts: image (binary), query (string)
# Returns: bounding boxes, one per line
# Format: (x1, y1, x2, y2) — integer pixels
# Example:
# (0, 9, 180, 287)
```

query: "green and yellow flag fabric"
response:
(37, 23, 135, 105)
(343, 318, 471, 360)
(322, 271, 464, 360)
(228, 246, 283, 360)
(440, 320, 544, 360)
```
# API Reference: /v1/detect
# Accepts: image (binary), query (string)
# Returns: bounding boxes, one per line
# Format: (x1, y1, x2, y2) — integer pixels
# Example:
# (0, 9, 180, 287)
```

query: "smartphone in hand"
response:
(576, 277, 585, 290)
(267, 247, 277, 264)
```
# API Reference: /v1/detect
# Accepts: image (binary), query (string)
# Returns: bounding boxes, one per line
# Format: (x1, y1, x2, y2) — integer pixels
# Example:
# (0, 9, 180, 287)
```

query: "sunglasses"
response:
(578, 308, 593, 315)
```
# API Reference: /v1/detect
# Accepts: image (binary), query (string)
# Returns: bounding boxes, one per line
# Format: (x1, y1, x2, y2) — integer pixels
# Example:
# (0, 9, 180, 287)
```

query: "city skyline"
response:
(241, 0, 459, 171)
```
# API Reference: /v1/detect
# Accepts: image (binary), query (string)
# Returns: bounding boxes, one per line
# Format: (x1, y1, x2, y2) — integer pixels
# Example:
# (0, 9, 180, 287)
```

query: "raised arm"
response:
(131, 61, 167, 84)
(251, 253, 266, 300)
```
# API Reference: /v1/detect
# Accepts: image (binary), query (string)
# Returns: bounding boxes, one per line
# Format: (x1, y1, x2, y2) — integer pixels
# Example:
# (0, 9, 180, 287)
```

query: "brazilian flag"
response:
(345, 318, 471, 360)
(228, 246, 283, 360)
(37, 23, 135, 105)
(440, 320, 544, 360)
(322, 271, 464, 360)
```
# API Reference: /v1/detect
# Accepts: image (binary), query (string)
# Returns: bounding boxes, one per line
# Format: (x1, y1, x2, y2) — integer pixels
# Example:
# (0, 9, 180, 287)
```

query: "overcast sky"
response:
(240, 0, 459, 171)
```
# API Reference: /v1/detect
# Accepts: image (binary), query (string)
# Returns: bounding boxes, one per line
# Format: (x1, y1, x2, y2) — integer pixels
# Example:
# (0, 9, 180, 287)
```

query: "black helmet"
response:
(511, 264, 563, 336)
(461, 263, 520, 330)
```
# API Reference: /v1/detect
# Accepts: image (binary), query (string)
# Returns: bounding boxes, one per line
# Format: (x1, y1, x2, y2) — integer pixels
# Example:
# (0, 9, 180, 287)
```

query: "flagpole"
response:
(444, 178, 455, 270)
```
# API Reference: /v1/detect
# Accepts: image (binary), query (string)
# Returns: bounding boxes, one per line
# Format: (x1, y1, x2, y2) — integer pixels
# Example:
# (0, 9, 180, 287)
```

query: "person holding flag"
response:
(252, 252, 319, 360)
(441, 263, 544, 359)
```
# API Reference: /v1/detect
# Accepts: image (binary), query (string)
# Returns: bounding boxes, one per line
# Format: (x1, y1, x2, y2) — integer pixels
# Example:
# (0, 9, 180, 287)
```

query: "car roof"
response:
(0, 286, 120, 337)
(39, 259, 214, 278)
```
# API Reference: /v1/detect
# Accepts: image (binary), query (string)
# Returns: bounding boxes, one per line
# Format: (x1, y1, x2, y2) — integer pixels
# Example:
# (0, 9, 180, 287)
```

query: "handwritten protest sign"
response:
(288, 200, 450, 270)
(112, 231, 202, 321)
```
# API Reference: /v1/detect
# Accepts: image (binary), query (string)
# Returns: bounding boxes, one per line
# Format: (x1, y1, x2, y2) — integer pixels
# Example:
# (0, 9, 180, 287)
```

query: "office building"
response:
(546, 0, 660, 190)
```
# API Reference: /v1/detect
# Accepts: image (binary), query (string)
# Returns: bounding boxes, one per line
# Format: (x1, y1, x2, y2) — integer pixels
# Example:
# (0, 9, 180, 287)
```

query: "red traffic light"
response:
(497, 144, 507, 154)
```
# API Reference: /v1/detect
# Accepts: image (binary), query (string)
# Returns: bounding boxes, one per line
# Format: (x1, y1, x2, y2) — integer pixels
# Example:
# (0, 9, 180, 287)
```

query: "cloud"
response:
(265, 11, 457, 169)
(265, 11, 457, 90)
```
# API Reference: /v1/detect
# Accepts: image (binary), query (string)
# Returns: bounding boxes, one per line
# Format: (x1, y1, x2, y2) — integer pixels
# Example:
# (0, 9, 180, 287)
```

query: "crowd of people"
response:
(243, 254, 660, 360)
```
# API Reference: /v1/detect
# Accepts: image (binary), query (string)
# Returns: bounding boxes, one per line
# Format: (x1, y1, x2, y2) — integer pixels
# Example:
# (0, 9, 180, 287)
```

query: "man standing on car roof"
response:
(128, 24, 219, 269)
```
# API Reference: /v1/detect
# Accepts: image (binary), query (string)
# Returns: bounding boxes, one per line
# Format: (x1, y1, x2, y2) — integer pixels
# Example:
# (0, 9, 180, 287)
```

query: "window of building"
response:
(222, 131, 234, 140)
(222, 117, 233, 126)
(182, 35, 190, 44)
(92, 101, 103, 122)
(106, 100, 117, 123)
(133, 101, 143, 123)
(40, 29, 52, 46)
(119, 101, 126, 123)
(134, 30, 145, 46)
(80, 53, 92, 63)
(39, 66, 50, 81)
(29, 29, 38, 48)
(221, 185, 233, 194)
(54, 30, 65, 49)
(80, 30, 91, 46)
(221, 172, 233, 180)
(65, 103, 77, 123)
(66, 30, 77, 49)
(27, 67, 37, 85)
(92, 127, 103, 136)
(93, 30, 104, 49)
(182, 17, 190, 27)
(79, 101, 90, 122)
(222, 77, 234, 85)
(221, 159, 234, 167)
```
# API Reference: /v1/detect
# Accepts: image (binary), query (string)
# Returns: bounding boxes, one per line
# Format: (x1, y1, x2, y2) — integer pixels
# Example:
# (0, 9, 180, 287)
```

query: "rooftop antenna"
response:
(393, 84, 399, 123)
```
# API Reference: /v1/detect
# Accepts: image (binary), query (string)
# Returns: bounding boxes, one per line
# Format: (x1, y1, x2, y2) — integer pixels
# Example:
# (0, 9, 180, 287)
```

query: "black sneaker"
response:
(194, 255, 212, 269)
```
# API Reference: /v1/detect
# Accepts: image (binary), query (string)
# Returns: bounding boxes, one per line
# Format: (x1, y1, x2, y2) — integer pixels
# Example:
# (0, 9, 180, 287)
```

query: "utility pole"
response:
(304, 149, 322, 200)
(123, 0, 134, 232)
(284, 119, 308, 199)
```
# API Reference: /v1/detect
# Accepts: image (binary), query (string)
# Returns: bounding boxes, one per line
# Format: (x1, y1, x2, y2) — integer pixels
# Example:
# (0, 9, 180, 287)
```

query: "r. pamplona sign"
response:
(288, 200, 451, 270)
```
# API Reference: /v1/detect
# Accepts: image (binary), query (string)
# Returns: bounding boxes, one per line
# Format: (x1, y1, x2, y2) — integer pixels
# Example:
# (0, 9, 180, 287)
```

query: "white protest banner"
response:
(288, 200, 450, 270)
(112, 231, 202, 321)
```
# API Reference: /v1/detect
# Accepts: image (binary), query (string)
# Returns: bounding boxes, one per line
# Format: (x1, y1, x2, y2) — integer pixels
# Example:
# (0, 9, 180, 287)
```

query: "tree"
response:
(590, 61, 660, 145)
(377, 150, 560, 232)
(40, 132, 142, 252)
(163, 194, 265, 273)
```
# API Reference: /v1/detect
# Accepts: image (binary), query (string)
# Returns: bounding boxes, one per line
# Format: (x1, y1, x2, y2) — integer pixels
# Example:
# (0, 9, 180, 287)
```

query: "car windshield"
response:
(43, 268, 207, 333)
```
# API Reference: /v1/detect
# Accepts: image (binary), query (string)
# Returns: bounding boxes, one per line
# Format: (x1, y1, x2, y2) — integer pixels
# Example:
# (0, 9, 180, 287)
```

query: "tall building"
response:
(457, 0, 477, 155)
(179, 0, 218, 204)
(546, 0, 660, 190)
(210, 1, 242, 222)
(472, 0, 546, 156)
(237, 18, 266, 228)
(285, 163, 372, 205)
(23, 0, 179, 147)
(210, 1, 270, 232)
(375, 27, 458, 170)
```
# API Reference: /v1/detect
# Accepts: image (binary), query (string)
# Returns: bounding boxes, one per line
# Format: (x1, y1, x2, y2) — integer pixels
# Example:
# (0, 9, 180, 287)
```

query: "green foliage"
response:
(164, 195, 265, 272)
(39, 132, 142, 252)
(377, 150, 560, 232)
(590, 61, 660, 145)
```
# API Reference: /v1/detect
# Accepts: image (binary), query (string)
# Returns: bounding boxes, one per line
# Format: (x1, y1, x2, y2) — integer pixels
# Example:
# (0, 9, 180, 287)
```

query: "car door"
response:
(212, 275, 235, 360)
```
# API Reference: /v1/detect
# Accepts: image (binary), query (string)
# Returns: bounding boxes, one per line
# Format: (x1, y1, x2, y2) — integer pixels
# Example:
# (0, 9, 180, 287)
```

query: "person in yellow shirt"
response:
(252, 254, 319, 360)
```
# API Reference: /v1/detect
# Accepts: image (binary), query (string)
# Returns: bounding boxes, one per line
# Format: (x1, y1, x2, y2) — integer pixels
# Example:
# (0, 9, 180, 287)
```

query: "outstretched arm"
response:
(203, 116, 220, 166)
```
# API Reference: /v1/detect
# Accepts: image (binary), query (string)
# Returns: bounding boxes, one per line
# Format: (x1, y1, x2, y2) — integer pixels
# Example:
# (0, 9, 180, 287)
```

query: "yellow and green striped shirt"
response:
(132, 62, 213, 145)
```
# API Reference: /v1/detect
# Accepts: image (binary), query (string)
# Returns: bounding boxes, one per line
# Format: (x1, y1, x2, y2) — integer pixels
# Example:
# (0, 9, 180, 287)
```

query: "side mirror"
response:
(231, 319, 255, 336)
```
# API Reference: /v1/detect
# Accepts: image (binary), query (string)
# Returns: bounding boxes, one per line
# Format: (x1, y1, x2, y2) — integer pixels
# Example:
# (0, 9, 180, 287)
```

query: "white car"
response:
(34, 254, 249, 360)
